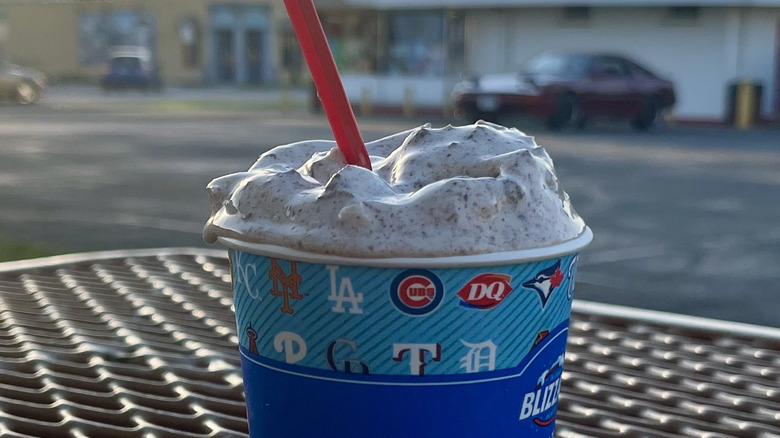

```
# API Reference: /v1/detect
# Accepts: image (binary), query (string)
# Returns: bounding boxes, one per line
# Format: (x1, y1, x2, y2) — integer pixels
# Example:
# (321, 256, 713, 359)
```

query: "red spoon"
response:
(283, 0, 372, 170)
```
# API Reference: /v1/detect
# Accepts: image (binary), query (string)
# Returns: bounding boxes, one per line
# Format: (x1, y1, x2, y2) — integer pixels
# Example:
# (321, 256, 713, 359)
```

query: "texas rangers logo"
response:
(390, 269, 444, 316)
(457, 273, 513, 310)
(522, 260, 564, 308)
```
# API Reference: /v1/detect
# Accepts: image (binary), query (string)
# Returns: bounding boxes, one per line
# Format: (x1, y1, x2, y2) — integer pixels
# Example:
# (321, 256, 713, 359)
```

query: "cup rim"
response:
(218, 226, 592, 268)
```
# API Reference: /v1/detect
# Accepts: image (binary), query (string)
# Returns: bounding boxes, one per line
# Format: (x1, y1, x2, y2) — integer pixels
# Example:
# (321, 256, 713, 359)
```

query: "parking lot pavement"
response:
(41, 84, 309, 113)
(0, 104, 778, 326)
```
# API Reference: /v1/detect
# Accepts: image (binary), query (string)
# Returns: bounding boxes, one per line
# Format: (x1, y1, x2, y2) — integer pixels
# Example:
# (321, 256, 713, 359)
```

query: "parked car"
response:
(452, 52, 676, 131)
(0, 59, 46, 104)
(101, 46, 163, 91)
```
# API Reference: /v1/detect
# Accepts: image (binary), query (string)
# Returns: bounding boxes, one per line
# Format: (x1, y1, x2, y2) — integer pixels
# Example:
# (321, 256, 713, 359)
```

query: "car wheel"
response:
(15, 81, 39, 105)
(632, 96, 662, 131)
(547, 94, 582, 132)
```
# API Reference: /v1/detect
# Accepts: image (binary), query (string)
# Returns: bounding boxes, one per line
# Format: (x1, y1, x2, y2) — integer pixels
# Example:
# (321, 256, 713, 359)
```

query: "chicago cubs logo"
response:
(522, 260, 564, 308)
(389, 269, 444, 316)
(456, 273, 513, 310)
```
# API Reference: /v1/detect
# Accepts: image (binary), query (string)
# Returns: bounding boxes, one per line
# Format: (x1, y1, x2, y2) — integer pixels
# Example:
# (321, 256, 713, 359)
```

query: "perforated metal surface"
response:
(0, 249, 778, 438)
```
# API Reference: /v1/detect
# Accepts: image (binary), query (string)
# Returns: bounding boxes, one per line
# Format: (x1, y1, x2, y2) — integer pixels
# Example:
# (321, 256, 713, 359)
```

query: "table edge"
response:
(573, 300, 780, 341)
(0, 247, 227, 273)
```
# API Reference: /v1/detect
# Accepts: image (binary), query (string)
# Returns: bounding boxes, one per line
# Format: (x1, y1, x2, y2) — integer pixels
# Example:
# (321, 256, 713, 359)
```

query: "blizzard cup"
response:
(220, 227, 592, 438)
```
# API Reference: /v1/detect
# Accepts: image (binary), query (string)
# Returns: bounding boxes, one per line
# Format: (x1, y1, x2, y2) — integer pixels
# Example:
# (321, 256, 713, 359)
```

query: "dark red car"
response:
(452, 52, 676, 131)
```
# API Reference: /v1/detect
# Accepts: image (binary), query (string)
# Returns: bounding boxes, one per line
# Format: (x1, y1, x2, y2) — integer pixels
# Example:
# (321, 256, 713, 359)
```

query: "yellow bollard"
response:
(403, 86, 415, 118)
(360, 86, 373, 117)
(735, 79, 755, 130)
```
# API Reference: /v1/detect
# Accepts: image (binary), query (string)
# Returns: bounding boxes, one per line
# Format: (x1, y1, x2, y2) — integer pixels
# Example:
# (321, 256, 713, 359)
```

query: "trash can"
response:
(725, 80, 763, 126)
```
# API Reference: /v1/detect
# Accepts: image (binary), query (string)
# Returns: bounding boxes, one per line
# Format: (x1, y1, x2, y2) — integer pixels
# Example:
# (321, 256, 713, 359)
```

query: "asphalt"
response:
(1, 86, 778, 327)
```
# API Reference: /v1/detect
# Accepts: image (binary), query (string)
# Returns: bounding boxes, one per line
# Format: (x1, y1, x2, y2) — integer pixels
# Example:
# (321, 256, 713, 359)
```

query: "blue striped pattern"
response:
(230, 250, 578, 376)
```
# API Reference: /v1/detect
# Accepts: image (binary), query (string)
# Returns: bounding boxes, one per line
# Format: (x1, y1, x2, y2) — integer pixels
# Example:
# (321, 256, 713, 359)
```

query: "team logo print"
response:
(522, 260, 564, 308)
(390, 269, 444, 316)
(459, 340, 497, 373)
(392, 343, 442, 376)
(566, 256, 578, 301)
(519, 354, 564, 427)
(246, 324, 260, 355)
(530, 330, 550, 352)
(273, 331, 307, 364)
(326, 339, 370, 374)
(457, 273, 513, 310)
(269, 258, 304, 314)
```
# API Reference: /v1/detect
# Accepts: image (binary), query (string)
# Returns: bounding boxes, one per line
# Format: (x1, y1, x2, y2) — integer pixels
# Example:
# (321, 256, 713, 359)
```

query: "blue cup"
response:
(220, 227, 591, 438)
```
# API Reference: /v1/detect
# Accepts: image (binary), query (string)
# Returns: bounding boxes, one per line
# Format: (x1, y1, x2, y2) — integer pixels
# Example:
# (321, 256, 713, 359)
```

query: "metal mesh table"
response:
(0, 249, 778, 438)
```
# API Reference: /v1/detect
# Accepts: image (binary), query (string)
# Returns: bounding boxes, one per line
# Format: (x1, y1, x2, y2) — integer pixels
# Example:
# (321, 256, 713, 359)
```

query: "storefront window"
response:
(387, 11, 444, 76)
(321, 11, 377, 73)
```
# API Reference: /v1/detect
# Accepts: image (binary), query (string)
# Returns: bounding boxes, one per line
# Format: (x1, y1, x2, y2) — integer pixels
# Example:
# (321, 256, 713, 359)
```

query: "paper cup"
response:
(220, 227, 592, 437)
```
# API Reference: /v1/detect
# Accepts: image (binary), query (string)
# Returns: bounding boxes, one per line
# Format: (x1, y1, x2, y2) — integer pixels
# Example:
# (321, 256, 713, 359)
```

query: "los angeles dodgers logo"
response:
(522, 260, 564, 308)
(389, 269, 444, 316)
(268, 258, 303, 314)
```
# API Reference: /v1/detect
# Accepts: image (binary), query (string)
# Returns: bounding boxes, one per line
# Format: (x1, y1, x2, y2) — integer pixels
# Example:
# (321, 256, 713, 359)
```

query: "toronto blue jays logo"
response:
(522, 260, 564, 308)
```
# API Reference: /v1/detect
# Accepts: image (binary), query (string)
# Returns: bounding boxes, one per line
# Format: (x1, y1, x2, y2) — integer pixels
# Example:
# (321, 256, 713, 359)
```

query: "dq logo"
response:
(457, 273, 513, 310)
(326, 339, 370, 374)
(389, 269, 444, 316)
(268, 258, 303, 314)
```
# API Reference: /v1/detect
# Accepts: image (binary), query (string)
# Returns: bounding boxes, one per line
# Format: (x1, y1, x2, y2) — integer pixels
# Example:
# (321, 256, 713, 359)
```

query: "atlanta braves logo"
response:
(268, 258, 303, 314)
(389, 269, 444, 316)
(522, 260, 564, 308)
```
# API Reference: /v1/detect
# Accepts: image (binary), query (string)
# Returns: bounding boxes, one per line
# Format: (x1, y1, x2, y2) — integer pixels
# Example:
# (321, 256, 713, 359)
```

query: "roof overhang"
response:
(315, 0, 780, 9)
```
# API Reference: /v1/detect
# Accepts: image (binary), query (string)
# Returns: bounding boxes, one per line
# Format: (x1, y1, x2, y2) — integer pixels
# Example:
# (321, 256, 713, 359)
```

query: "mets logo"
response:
(456, 273, 513, 310)
(390, 269, 444, 316)
(519, 354, 564, 427)
(522, 260, 564, 308)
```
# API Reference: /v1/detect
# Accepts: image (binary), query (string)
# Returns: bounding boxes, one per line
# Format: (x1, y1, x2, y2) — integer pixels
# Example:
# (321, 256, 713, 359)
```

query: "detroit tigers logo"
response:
(268, 258, 303, 314)
(522, 260, 564, 308)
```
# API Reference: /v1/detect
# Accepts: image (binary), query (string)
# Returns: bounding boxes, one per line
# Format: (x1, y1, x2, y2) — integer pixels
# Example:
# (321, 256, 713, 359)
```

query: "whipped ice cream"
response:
(204, 121, 585, 257)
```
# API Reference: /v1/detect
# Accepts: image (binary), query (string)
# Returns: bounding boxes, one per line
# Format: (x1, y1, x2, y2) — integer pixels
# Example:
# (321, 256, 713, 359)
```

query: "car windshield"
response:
(110, 57, 142, 70)
(522, 53, 590, 76)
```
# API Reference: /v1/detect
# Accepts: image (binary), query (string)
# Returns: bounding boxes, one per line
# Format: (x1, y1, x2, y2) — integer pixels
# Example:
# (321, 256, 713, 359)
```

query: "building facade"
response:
(0, 0, 303, 85)
(317, 0, 780, 122)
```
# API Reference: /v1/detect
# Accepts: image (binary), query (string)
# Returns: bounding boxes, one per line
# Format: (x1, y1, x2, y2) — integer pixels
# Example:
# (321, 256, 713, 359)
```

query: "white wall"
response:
(466, 7, 779, 120)
(738, 8, 779, 116)
(341, 74, 449, 107)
